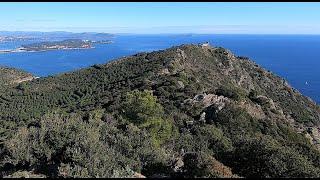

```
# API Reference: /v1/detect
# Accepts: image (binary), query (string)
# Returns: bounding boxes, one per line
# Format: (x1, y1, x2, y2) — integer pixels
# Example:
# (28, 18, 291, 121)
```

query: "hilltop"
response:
(0, 43, 320, 178)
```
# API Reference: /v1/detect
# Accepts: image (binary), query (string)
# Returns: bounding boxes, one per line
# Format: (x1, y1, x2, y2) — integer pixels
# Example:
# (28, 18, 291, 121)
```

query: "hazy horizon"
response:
(1, 2, 320, 34)
(2, 30, 320, 36)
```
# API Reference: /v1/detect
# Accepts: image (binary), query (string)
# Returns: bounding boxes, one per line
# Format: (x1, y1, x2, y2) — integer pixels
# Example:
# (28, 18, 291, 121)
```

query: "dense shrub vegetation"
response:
(1, 44, 320, 177)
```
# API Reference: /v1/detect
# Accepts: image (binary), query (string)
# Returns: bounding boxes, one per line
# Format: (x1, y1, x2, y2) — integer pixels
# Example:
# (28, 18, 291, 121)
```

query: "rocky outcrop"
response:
(180, 152, 239, 178)
(185, 93, 230, 110)
(12, 76, 37, 84)
(306, 126, 320, 149)
(208, 156, 240, 178)
(172, 156, 184, 173)
(132, 172, 146, 178)
(177, 81, 185, 89)
(158, 68, 170, 75)
(240, 101, 266, 120)
(4, 171, 46, 178)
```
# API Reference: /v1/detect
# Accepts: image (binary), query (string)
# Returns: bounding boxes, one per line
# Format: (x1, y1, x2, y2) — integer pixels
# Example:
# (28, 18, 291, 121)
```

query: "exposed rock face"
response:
(209, 157, 240, 178)
(177, 81, 185, 89)
(202, 94, 230, 110)
(240, 101, 266, 120)
(132, 172, 146, 178)
(186, 93, 230, 110)
(181, 152, 239, 178)
(4, 171, 46, 178)
(12, 76, 37, 84)
(183, 93, 231, 124)
(306, 126, 320, 149)
(177, 48, 187, 60)
(199, 112, 206, 123)
(173, 156, 185, 173)
(159, 68, 170, 75)
(255, 95, 276, 108)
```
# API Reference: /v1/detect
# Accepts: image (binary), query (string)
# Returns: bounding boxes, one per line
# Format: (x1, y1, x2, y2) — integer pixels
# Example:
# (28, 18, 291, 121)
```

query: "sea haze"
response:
(0, 34, 319, 103)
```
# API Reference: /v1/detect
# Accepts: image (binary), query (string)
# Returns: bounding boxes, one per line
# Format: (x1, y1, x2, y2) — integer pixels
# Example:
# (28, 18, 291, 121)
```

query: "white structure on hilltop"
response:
(200, 42, 210, 47)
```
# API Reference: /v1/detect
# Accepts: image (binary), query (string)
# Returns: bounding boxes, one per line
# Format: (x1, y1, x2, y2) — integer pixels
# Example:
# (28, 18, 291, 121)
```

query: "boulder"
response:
(177, 80, 185, 89)
(132, 172, 146, 178)
(188, 93, 229, 111)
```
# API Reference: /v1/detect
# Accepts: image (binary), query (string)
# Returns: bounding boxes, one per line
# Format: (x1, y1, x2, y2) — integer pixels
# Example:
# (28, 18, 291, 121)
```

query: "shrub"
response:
(122, 90, 176, 147)
(229, 136, 320, 178)
(140, 117, 177, 147)
(2, 111, 139, 177)
(215, 84, 247, 101)
(182, 152, 223, 178)
(123, 90, 164, 125)
(196, 125, 234, 155)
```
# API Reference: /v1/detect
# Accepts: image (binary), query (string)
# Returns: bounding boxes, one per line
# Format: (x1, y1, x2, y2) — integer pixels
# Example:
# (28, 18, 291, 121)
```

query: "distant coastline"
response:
(0, 47, 96, 54)
(0, 39, 113, 54)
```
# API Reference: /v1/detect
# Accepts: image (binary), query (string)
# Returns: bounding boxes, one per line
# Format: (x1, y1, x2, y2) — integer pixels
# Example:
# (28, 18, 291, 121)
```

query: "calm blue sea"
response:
(0, 34, 319, 103)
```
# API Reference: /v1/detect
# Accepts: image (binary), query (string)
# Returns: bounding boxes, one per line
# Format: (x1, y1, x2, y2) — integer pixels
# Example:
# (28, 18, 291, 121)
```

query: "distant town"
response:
(0, 36, 35, 42)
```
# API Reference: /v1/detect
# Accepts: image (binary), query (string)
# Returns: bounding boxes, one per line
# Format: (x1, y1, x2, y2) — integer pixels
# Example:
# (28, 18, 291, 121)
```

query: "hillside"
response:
(1, 43, 320, 178)
(0, 67, 35, 89)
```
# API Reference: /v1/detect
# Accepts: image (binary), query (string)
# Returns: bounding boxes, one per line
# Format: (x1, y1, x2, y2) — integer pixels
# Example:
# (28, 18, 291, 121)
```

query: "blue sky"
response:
(1, 2, 320, 34)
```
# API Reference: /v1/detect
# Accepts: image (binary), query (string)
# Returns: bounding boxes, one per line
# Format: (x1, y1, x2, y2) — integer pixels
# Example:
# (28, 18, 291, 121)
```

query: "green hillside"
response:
(1, 44, 320, 178)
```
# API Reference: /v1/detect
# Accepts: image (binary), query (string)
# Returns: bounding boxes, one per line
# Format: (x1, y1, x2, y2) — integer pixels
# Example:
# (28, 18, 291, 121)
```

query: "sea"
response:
(0, 34, 319, 103)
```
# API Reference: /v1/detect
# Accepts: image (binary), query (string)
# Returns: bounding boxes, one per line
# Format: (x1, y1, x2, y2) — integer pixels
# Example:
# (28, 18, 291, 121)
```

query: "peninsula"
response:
(0, 39, 113, 53)
(20, 39, 93, 51)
